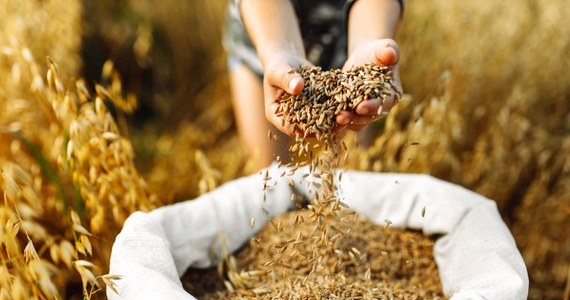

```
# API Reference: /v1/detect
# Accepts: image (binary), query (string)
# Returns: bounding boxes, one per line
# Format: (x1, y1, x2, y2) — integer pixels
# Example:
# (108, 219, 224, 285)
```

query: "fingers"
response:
(354, 98, 382, 115)
(336, 92, 398, 126)
(332, 121, 366, 135)
(336, 112, 353, 126)
(336, 111, 385, 126)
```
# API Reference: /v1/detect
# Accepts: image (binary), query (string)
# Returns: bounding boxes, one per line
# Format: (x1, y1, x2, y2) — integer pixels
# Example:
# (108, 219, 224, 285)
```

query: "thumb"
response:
(372, 39, 400, 66)
(287, 74, 304, 95)
(266, 61, 305, 95)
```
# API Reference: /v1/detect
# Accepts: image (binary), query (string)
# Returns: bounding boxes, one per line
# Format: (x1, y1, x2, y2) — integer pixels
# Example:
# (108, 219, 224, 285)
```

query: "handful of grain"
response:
(276, 63, 401, 144)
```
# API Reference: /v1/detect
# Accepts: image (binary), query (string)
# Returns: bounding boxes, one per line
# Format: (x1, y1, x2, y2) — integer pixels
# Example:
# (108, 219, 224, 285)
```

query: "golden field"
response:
(0, 0, 568, 299)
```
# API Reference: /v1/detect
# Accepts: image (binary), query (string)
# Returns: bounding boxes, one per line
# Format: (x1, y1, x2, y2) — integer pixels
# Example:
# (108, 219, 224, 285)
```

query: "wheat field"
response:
(0, 0, 568, 299)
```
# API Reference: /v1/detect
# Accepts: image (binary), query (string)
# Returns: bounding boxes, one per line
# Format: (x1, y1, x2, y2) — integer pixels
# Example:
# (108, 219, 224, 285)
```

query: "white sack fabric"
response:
(108, 165, 528, 299)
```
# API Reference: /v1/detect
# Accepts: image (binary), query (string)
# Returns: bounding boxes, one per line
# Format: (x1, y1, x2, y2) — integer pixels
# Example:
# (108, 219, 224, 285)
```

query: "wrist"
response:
(346, 0, 401, 54)
(240, 0, 306, 68)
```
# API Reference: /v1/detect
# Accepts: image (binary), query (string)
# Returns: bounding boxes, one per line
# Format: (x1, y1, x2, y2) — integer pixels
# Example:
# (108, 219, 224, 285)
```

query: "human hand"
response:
(336, 39, 402, 132)
(263, 53, 312, 136)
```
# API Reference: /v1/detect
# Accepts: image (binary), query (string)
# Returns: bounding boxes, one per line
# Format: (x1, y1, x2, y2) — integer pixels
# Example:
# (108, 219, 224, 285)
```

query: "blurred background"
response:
(0, 0, 568, 299)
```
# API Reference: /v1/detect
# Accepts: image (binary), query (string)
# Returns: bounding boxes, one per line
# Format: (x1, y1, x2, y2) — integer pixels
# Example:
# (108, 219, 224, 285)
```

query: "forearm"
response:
(347, 0, 401, 54)
(240, 0, 306, 66)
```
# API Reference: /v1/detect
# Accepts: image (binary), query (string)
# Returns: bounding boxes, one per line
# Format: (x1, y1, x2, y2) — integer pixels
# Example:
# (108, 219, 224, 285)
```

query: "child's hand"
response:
(336, 39, 402, 132)
(262, 53, 312, 136)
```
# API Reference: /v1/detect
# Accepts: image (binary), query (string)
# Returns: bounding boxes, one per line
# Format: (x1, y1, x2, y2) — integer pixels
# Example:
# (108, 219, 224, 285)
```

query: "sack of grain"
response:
(107, 163, 528, 299)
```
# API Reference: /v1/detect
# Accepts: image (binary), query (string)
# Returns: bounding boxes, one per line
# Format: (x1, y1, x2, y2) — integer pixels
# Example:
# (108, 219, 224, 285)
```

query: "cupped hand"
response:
(336, 39, 402, 132)
(263, 53, 312, 136)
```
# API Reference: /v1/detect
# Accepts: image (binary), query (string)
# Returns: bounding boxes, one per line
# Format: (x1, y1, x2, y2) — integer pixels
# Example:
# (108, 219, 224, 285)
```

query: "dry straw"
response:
(0, 41, 154, 299)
